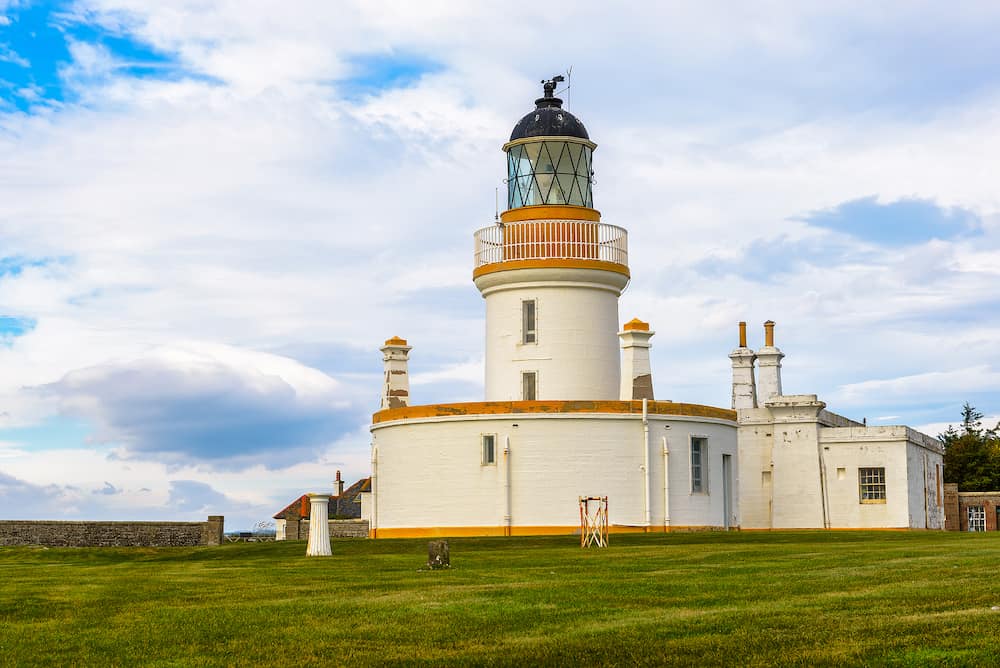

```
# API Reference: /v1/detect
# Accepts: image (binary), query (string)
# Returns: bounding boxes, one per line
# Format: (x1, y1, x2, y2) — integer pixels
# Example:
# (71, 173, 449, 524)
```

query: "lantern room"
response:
(503, 76, 596, 210)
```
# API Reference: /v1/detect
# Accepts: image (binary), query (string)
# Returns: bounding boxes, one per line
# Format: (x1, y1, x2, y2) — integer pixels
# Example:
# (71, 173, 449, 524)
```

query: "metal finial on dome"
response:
(541, 75, 564, 99)
(537, 75, 565, 109)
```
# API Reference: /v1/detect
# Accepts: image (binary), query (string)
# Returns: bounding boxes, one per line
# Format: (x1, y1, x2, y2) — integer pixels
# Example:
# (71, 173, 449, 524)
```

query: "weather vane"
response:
(541, 75, 565, 99)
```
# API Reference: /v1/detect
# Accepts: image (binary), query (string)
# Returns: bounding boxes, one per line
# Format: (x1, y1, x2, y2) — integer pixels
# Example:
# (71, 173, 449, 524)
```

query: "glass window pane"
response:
(522, 300, 536, 343)
(565, 142, 583, 174)
(482, 434, 496, 465)
(522, 372, 536, 400)
(534, 172, 555, 204)
(691, 438, 705, 493)
(555, 173, 576, 205)
(550, 142, 573, 175)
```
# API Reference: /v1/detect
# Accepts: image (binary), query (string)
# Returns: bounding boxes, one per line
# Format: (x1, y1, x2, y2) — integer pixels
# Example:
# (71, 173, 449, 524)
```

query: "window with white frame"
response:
(481, 434, 496, 466)
(522, 371, 537, 401)
(859, 467, 886, 503)
(690, 437, 707, 493)
(522, 300, 537, 344)
(968, 505, 985, 532)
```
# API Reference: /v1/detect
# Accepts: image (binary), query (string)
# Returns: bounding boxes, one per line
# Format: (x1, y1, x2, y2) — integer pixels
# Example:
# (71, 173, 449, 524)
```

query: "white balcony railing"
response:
(474, 219, 628, 269)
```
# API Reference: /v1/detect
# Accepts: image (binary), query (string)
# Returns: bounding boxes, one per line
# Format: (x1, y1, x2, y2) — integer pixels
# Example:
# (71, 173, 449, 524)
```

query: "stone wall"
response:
(943, 486, 1000, 531)
(0, 516, 224, 547)
(286, 519, 369, 540)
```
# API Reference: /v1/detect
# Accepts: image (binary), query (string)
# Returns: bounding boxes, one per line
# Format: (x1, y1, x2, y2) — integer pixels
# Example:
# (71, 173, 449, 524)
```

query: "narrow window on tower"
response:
(522, 371, 537, 401)
(690, 437, 707, 493)
(522, 299, 537, 344)
(481, 434, 496, 466)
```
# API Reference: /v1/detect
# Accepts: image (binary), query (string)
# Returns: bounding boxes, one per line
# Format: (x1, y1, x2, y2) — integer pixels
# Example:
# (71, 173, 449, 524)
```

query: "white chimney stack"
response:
(380, 336, 412, 410)
(729, 321, 758, 410)
(618, 318, 655, 401)
(756, 320, 784, 403)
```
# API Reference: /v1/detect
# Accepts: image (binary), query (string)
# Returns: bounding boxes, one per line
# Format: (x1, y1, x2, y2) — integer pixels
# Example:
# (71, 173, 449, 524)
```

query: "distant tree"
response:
(940, 403, 1000, 491)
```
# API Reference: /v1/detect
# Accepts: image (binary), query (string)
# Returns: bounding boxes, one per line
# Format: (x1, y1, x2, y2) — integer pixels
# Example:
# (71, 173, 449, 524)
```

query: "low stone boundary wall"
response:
(0, 516, 224, 547)
(284, 519, 369, 540)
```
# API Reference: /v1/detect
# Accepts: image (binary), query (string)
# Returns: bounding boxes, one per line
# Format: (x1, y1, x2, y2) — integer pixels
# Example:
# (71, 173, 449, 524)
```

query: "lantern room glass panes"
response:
(507, 140, 593, 209)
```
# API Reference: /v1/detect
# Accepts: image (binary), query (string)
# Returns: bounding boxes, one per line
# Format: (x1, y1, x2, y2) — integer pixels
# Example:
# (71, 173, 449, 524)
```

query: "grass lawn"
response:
(1, 531, 999, 666)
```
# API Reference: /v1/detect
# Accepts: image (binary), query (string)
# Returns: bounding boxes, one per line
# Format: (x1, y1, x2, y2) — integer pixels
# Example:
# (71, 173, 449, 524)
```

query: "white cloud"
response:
(832, 366, 1000, 407)
(0, 44, 27, 67)
(40, 342, 361, 468)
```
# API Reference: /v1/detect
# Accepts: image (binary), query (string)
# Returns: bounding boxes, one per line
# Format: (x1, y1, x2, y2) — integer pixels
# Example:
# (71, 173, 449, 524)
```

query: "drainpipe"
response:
(370, 444, 378, 539)
(817, 442, 830, 529)
(503, 435, 512, 537)
(662, 435, 671, 530)
(642, 398, 651, 528)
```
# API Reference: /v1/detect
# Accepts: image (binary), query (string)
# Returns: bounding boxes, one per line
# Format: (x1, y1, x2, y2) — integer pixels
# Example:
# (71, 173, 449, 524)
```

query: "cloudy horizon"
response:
(2, 1, 999, 529)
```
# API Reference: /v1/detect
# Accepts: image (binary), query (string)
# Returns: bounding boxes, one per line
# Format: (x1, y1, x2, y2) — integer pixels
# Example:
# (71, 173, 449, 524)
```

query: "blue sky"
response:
(0, 1, 180, 110)
(1, 1, 999, 529)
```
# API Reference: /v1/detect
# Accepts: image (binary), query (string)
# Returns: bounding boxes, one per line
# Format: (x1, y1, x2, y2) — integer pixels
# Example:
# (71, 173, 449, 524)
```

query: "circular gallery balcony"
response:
(473, 218, 629, 280)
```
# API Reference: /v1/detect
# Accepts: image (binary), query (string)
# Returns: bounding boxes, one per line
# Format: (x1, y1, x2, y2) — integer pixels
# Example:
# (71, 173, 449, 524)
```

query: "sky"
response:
(1, 1, 999, 530)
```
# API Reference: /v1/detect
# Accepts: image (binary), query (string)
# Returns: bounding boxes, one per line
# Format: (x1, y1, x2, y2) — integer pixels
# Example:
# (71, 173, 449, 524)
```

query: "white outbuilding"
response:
(364, 80, 943, 538)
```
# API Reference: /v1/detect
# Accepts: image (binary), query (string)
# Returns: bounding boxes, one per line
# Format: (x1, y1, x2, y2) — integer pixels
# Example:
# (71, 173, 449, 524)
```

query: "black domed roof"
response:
(509, 94, 589, 142)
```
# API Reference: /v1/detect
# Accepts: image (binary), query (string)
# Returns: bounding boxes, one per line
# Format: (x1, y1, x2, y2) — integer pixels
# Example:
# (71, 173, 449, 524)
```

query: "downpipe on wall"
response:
(370, 444, 378, 538)
(642, 398, 651, 528)
(504, 435, 512, 537)
(662, 434, 671, 530)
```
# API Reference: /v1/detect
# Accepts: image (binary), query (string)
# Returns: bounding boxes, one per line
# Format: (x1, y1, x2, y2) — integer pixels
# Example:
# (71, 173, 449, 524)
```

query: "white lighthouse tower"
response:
(474, 77, 629, 401)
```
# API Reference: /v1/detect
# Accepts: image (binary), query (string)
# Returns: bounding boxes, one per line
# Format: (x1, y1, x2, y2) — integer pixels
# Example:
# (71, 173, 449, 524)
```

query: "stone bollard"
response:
(428, 540, 450, 569)
(306, 493, 332, 557)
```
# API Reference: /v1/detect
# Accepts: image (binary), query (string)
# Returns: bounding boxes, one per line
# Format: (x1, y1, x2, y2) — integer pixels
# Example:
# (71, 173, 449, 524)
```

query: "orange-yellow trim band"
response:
(500, 205, 601, 223)
(473, 258, 630, 280)
(373, 400, 735, 424)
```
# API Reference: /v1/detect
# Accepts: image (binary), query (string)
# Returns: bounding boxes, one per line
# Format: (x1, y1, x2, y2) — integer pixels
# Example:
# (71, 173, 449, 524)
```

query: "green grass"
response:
(1, 531, 999, 666)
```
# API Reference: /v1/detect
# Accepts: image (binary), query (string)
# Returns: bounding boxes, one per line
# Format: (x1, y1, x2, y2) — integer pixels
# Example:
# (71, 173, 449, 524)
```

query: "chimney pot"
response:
(764, 320, 775, 347)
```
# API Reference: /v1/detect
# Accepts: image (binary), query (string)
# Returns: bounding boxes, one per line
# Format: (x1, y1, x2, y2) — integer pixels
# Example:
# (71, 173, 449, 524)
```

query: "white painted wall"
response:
(370, 413, 737, 532)
(738, 399, 945, 529)
(475, 267, 628, 401)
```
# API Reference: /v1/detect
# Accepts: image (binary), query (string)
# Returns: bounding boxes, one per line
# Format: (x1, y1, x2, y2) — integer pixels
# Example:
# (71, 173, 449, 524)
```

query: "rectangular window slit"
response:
(522, 300, 536, 344)
(522, 372, 536, 401)
(481, 434, 496, 466)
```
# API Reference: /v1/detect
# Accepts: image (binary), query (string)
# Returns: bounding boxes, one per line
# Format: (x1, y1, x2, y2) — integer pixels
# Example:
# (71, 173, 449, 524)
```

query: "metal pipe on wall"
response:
(370, 444, 378, 538)
(642, 398, 651, 527)
(504, 435, 512, 537)
(662, 435, 671, 529)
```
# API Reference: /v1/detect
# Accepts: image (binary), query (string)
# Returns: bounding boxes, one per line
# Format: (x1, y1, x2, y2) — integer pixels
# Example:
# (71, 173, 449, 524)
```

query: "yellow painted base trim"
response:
(500, 205, 601, 223)
(739, 527, 916, 532)
(369, 525, 730, 539)
(472, 258, 630, 280)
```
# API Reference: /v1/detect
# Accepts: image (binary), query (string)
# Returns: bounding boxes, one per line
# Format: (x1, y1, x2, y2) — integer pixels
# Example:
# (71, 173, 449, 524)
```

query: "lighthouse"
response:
(369, 79, 740, 538)
(474, 78, 629, 401)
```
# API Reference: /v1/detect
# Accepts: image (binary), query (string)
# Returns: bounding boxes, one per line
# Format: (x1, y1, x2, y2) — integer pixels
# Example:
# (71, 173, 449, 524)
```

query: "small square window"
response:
(522, 300, 537, 344)
(481, 434, 496, 466)
(859, 467, 886, 503)
(522, 372, 537, 401)
(691, 437, 707, 493)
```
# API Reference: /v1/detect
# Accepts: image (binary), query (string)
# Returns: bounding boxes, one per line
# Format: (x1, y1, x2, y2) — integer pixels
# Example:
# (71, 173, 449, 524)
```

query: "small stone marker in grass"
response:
(428, 540, 450, 569)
